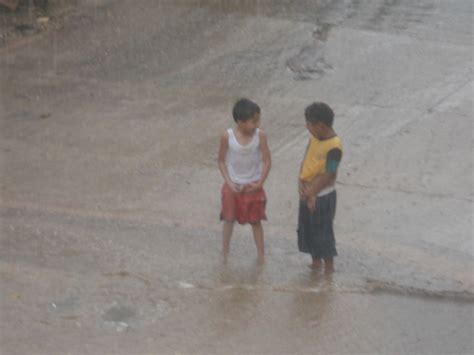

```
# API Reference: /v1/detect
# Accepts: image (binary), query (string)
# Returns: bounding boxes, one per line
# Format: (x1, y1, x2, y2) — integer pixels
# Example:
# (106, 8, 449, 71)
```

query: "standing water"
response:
(0, 0, 472, 354)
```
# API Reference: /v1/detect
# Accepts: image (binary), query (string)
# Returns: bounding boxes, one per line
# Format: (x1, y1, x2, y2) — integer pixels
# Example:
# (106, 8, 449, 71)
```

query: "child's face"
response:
(306, 121, 324, 139)
(238, 113, 261, 134)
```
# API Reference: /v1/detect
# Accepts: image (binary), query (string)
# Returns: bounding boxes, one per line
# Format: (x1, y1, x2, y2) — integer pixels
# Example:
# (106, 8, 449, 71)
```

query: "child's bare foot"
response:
(257, 254, 265, 265)
(308, 258, 323, 270)
(324, 266, 334, 274)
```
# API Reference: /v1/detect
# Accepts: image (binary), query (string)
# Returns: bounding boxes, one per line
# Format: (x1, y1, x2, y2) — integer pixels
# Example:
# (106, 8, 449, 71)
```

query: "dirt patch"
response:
(0, 0, 81, 48)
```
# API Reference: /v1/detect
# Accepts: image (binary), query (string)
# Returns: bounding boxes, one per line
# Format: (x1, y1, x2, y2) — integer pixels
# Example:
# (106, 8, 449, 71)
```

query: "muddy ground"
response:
(1, 0, 473, 354)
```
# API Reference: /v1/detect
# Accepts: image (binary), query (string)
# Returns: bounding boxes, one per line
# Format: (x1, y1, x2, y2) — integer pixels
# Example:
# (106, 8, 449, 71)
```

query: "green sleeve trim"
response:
(326, 148, 342, 173)
(326, 159, 340, 173)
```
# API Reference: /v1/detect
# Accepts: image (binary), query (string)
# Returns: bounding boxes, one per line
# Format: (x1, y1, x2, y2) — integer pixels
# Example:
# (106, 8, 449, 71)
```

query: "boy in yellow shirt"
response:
(298, 102, 343, 272)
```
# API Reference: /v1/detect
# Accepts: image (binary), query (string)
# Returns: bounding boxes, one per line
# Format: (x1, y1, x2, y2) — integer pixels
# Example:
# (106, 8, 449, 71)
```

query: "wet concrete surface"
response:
(1, 0, 473, 354)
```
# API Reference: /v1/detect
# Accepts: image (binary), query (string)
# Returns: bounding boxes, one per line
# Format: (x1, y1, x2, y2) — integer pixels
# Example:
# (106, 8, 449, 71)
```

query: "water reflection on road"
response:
(1, 0, 472, 353)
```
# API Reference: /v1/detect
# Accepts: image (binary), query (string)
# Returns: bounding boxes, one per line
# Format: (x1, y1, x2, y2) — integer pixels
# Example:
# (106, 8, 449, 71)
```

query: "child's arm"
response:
(217, 131, 240, 192)
(245, 130, 271, 192)
(258, 130, 272, 186)
(304, 173, 336, 212)
(298, 140, 311, 199)
(305, 173, 337, 197)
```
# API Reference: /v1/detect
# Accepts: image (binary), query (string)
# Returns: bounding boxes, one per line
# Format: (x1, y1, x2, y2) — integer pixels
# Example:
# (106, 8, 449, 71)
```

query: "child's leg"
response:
(323, 257, 334, 273)
(251, 221, 264, 259)
(222, 221, 234, 257)
(310, 257, 323, 269)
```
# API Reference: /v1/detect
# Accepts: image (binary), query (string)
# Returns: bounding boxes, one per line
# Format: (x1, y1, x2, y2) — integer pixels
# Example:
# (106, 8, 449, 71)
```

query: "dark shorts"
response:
(297, 190, 337, 259)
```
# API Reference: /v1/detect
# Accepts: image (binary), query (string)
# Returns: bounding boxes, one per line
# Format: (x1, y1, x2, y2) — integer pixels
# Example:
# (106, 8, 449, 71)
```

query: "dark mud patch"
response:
(286, 23, 334, 80)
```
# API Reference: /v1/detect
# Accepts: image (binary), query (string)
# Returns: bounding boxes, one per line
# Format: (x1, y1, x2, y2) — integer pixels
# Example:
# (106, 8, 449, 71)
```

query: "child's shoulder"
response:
(333, 134, 342, 145)
(221, 129, 231, 138)
(257, 129, 269, 144)
(219, 130, 230, 145)
(330, 135, 343, 152)
(324, 133, 341, 144)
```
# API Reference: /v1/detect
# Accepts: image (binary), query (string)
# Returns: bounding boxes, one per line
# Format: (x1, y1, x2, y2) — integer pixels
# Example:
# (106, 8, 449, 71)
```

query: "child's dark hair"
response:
(232, 98, 260, 122)
(305, 102, 334, 127)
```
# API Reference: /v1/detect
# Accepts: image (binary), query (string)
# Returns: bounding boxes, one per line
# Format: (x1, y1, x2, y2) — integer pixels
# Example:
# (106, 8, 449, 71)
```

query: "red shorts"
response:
(220, 183, 267, 225)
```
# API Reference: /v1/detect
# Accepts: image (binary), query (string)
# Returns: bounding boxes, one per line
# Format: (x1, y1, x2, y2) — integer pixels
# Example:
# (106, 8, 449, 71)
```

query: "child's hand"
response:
(298, 180, 306, 199)
(299, 180, 312, 200)
(307, 195, 316, 212)
(227, 182, 242, 193)
(243, 182, 262, 192)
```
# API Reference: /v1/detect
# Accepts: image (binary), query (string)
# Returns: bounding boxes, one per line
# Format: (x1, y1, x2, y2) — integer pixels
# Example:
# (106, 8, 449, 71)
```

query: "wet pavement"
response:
(1, 0, 473, 354)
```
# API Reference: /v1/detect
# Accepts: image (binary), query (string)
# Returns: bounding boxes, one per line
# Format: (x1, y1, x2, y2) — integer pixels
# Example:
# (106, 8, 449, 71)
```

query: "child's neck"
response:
(236, 126, 255, 137)
(319, 127, 336, 140)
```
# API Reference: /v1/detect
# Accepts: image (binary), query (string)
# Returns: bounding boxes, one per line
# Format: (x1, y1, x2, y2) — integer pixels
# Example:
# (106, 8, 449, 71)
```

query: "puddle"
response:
(102, 305, 136, 323)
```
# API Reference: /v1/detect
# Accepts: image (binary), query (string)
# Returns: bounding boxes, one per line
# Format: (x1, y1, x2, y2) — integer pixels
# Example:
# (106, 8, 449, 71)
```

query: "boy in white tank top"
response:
(217, 98, 272, 262)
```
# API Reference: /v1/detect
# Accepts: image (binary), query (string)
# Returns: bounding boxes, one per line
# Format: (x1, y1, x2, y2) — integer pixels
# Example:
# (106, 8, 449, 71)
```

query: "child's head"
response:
(304, 102, 334, 139)
(233, 98, 260, 122)
(232, 98, 261, 134)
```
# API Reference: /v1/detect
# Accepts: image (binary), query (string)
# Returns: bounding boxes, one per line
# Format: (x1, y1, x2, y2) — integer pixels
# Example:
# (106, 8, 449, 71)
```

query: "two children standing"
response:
(218, 99, 343, 272)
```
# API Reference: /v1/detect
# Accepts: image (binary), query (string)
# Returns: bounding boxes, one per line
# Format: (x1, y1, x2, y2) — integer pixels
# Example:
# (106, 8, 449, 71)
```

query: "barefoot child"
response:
(297, 102, 343, 272)
(218, 98, 271, 261)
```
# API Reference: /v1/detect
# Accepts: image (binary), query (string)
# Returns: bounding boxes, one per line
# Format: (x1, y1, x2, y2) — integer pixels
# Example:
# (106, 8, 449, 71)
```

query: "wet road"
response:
(1, 0, 473, 354)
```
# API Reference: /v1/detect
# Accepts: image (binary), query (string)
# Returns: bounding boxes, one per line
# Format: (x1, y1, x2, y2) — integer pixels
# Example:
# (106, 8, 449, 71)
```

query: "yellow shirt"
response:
(299, 135, 343, 182)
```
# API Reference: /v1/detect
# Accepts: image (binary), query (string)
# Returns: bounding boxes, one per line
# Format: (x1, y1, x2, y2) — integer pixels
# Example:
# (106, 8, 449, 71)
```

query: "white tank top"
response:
(226, 128, 262, 184)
